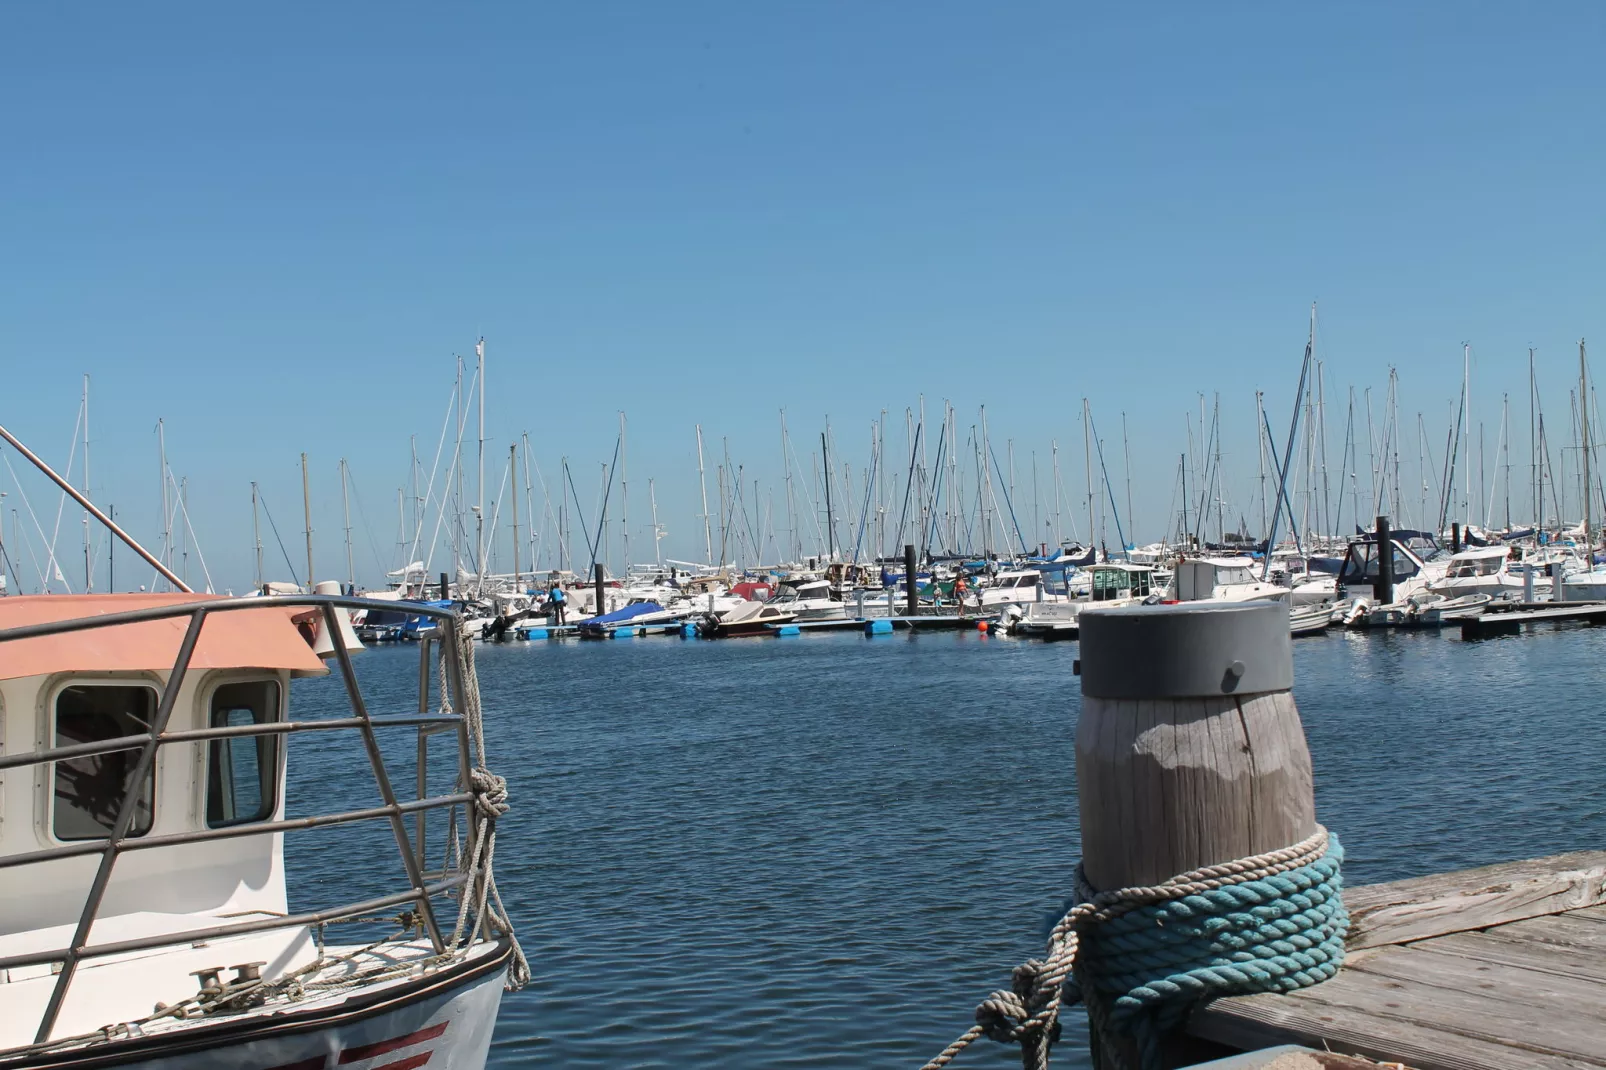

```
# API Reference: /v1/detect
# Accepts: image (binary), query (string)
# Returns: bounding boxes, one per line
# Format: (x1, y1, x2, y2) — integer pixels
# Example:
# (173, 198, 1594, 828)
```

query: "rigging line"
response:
(563, 461, 597, 565)
(1261, 408, 1306, 561)
(344, 468, 390, 583)
(588, 434, 622, 575)
(0, 447, 72, 592)
(923, 419, 949, 557)
(46, 400, 85, 594)
(851, 448, 878, 563)
(1084, 412, 1129, 553)
(409, 379, 462, 575)
(986, 440, 1030, 555)
(894, 421, 923, 552)
(166, 469, 215, 593)
(481, 449, 513, 578)
(256, 488, 303, 588)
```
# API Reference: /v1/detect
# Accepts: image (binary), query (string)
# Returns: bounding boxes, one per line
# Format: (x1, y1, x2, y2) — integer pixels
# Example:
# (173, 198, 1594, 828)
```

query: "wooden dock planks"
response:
(1189, 852, 1606, 1069)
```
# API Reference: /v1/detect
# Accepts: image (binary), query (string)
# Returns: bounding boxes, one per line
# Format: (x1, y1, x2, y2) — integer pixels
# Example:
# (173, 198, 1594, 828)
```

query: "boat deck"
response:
(1189, 851, 1606, 1070)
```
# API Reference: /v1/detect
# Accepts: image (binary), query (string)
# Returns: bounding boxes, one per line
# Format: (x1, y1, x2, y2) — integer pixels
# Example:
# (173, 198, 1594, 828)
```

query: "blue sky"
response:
(1, 3, 1602, 591)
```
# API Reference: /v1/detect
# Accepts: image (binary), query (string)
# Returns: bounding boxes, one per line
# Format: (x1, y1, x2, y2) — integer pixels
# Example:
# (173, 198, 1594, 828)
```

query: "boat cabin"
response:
(1088, 563, 1155, 602)
(0, 595, 341, 1043)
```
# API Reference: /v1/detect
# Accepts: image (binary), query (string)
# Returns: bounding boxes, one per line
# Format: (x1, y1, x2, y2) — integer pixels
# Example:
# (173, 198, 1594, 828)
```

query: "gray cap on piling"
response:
(1079, 601, 1293, 699)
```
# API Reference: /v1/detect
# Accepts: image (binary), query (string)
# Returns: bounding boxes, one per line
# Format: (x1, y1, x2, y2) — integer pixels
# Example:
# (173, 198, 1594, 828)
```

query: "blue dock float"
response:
(865, 618, 894, 635)
(776, 624, 801, 636)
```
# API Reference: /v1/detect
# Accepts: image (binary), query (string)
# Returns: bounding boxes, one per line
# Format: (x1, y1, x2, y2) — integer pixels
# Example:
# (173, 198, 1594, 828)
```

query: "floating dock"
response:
(1460, 601, 1606, 638)
(1190, 851, 1606, 1069)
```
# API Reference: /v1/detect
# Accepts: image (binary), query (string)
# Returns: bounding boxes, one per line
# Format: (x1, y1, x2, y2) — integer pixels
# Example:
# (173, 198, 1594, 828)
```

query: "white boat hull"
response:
(10, 949, 510, 1070)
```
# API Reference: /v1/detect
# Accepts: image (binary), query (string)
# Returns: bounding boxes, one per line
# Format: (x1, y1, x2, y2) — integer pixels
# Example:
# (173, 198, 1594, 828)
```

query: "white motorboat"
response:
(1011, 563, 1157, 638)
(1427, 546, 1548, 600)
(768, 579, 848, 622)
(1289, 601, 1334, 636)
(1169, 557, 1290, 604)
(974, 570, 1066, 611)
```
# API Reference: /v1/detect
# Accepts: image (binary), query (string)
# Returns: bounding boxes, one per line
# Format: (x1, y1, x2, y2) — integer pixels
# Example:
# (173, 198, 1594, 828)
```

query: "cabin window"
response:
(53, 684, 158, 841)
(206, 681, 280, 828)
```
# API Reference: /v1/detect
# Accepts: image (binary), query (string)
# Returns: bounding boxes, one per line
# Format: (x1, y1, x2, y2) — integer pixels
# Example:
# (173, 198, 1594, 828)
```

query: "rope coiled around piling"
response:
(921, 827, 1347, 1070)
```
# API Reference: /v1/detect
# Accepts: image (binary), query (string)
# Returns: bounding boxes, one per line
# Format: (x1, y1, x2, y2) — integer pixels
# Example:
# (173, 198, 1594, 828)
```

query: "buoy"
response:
(776, 625, 801, 636)
(866, 619, 894, 635)
(977, 620, 989, 632)
(680, 622, 698, 638)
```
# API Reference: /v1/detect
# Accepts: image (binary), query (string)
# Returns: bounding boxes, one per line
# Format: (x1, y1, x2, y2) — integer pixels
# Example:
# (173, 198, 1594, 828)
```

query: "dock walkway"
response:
(1189, 851, 1606, 1069)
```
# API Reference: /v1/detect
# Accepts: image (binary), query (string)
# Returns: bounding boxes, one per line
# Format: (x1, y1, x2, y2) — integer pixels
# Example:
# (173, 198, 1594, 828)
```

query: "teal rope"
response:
(1075, 835, 1348, 1070)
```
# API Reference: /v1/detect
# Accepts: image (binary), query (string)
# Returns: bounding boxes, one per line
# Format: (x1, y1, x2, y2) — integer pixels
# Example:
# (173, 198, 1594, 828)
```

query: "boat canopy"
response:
(0, 594, 327, 682)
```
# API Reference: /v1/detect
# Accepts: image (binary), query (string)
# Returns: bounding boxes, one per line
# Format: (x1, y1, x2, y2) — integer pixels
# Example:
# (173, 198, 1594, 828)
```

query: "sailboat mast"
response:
(340, 458, 354, 590)
(301, 452, 314, 589)
(82, 374, 91, 592)
(1081, 398, 1094, 550)
(821, 430, 836, 560)
(1256, 391, 1268, 539)
(619, 410, 630, 573)
(510, 443, 521, 586)
(476, 338, 485, 588)
(780, 410, 796, 561)
(1530, 348, 1539, 529)
(251, 481, 263, 590)
(649, 478, 662, 568)
(158, 418, 170, 585)
(1122, 412, 1135, 549)
(1582, 339, 1592, 551)
(696, 424, 712, 565)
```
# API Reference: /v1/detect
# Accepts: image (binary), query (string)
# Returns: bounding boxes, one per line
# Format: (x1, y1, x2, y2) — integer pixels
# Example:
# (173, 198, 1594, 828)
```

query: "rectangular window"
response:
(54, 684, 158, 841)
(207, 681, 281, 828)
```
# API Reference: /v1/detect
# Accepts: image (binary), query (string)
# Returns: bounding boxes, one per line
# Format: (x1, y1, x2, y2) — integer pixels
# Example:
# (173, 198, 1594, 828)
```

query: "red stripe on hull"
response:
(370, 1054, 433, 1070)
(337, 1022, 447, 1064)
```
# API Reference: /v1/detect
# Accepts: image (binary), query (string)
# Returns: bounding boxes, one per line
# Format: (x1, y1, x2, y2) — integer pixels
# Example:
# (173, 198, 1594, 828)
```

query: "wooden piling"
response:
(904, 544, 918, 616)
(594, 562, 606, 616)
(1076, 601, 1317, 891)
(1374, 515, 1393, 606)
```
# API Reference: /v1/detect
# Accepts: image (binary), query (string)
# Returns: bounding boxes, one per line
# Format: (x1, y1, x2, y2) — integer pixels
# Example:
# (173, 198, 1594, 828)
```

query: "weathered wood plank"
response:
(1342, 851, 1606, 950)
(1419, 926, 1606, 981)
(1191, 972, 1606, 1070)
(1345, 945, 1606, 1046)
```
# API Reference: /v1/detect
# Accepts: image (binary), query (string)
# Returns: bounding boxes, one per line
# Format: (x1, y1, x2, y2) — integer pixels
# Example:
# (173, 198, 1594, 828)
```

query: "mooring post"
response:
(1451, 522, 1461, 553)
(594, 562, 606, 616)
(440, 571, 450, 602)
(904, 543, 918, 616)
(1524, 561, 1536, 603)
(1077, 600, 1319, 1064)
(1551, 561, 1567, 603)
(1374, 514, 1394, 605)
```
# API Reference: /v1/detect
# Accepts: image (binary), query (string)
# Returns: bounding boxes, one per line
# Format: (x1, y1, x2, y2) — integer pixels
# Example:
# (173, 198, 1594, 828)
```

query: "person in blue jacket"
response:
(549, 581, 567, 624)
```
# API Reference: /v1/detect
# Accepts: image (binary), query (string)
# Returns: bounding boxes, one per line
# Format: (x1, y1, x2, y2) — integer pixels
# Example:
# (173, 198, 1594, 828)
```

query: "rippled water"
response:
(284, 624, 1606, 1068)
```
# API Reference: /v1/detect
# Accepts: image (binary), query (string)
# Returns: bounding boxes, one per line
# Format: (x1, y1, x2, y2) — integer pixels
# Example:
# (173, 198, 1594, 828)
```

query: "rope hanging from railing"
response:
(921, 828, 1347, 1070)
(441, 629, 531, 991)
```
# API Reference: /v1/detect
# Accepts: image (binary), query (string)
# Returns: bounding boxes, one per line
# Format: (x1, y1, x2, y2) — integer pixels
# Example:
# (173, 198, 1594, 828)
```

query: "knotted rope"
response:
(922, 827, 1346, 1070)
(442, 632, 532, 990)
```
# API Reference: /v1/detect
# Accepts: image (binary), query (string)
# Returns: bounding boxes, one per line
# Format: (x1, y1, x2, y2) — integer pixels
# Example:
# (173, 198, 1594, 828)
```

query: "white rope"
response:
(442, 631, 531, 990)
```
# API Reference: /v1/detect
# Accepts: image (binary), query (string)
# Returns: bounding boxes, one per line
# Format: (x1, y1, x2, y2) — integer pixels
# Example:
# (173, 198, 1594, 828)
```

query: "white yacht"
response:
(767, 579, 848, 622)
(1168, 557, 1290, 604)
(1012, 563, 1156, 638)
(1427, 546, 1544, 600)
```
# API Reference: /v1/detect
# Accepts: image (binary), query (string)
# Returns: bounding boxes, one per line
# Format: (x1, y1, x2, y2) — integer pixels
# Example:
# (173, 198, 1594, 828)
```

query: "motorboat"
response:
(0, 590, 525, 1069)
(974, 570, 1065, 611)
(1289, 601, 1335, 636)
(575, 598, 689, 638)
(1011, 563, 1157, 639)
(696, 600, 800, 638)
(1168, 557, 1290, 604)
(767, 579, 848, 622)
(1427, 546, 1547, 600)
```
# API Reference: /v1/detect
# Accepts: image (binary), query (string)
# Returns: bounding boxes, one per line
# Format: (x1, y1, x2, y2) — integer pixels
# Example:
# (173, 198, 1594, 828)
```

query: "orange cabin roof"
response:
(0, 594, 328, 682)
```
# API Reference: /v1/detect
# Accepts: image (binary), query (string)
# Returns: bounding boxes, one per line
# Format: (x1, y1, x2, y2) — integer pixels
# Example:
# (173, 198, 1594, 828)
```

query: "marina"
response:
(5, 5, 1604, 1068)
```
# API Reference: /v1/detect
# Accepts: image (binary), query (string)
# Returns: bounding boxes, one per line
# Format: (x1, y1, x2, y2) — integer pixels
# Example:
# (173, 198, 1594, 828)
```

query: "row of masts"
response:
(1, 329, 1601, 596)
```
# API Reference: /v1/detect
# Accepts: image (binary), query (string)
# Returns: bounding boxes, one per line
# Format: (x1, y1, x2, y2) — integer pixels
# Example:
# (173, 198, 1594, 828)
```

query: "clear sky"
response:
(2, 3, 1602, 591)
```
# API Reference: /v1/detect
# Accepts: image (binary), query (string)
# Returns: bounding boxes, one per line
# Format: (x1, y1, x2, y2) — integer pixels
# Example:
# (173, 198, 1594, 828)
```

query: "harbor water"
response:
(285, 626, 1606, 1068)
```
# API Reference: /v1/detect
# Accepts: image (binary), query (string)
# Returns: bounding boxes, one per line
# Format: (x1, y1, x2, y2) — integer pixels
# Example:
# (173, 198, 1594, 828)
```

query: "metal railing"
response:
(0, 594, 481, 1049)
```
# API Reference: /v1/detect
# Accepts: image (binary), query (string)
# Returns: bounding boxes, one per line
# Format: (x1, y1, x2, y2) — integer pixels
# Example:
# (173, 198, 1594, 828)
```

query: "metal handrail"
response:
(0, 874, 470, 975)
(0, 595, 479, 1046)
(0, 791, 475, 872)
(0, 713, 463, 773)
